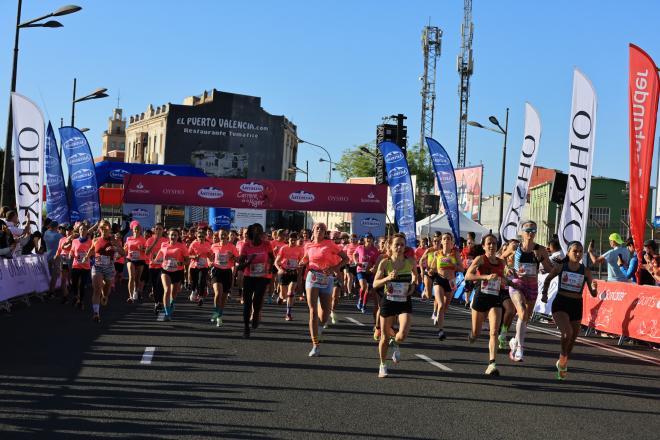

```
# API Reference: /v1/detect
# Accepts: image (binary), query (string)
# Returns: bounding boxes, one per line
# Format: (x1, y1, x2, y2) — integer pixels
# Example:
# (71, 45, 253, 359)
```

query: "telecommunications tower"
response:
(419, 25, 442, 158)
(456, 0, 474, 168)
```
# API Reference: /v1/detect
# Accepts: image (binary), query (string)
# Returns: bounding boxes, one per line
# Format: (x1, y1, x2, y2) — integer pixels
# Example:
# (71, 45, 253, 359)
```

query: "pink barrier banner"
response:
(582, 280, 660, 344)
(123, 175, 388, 213)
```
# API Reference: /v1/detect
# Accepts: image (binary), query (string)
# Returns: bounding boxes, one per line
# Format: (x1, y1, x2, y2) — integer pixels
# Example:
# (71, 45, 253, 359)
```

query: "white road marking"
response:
(345, 317, 366, 326)
(157, 312, 165, 322)
(140, 347, 156, 365)
(415, 354, 453, 371)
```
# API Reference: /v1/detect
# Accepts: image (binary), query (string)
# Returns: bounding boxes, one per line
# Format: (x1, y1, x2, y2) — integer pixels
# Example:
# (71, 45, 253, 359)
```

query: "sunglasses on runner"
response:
(523, 228, 537, 234)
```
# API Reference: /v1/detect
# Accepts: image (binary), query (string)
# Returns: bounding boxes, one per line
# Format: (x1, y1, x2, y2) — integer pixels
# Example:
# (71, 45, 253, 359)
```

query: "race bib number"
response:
(310, 271, 329, 288)
(386, 281, 409, 302)
(481, 278, 501, 296)
(287, 258, 299, 269)
(163, 257, 178, 271)
(519, 263, 537, 277)
(97, 255, 112, 267)
(197, 257, 208, 268)
(560, 271, 585, 293)
(215, 253, 228, 266)
(130, 251, 141, 260)
(250, 263, 266, 276)
(76, 254, 85, 264)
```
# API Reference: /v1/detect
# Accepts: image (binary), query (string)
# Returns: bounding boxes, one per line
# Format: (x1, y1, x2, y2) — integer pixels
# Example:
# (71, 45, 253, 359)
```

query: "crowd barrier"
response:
(0, 254, 51, 311)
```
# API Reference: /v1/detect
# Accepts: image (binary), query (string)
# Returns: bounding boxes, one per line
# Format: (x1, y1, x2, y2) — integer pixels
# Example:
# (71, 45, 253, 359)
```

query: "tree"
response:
(335, 141, 376, 181)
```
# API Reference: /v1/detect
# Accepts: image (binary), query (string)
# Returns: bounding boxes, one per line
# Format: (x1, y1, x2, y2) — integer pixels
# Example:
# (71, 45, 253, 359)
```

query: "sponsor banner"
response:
(231, 208, 266, 230)
(209, 207, 232, 231)
(434, 167, 483, 222)
(351, 212, 386, 238)
(426, 137, 460, 241)
(60, 127, 101, 223)
(377, 141, 416, 248)
(629, 44, 659, 282)
(0, 254, 51, 301)
(122, 203, 156, 228)
(558, 69, 597, 253)
(123, 175, 387, 214)
(582, 281, 660, 344)
(44, 122, 70, 225)
(500, 103, 542, 241)
(11, 93, 44, 233)
(95, 160, 207, 186)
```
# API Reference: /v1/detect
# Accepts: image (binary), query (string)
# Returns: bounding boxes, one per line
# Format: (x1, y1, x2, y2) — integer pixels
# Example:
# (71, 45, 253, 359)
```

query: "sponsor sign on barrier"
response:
(582, 280, 660, 344)
(0, 255, 51, 302)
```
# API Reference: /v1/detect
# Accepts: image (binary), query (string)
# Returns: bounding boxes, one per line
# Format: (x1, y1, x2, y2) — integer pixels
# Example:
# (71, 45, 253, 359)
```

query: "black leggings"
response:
(243, 277, 269, 329)
(149, 268, 163, 304)
(71, 268, 91, 301)
(190, 267, 209, 294)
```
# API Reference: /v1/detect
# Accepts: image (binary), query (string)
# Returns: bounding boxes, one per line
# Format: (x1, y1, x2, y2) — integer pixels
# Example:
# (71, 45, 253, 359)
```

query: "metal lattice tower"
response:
(456, 0, 474, 168)
(420, 25, 442, 161)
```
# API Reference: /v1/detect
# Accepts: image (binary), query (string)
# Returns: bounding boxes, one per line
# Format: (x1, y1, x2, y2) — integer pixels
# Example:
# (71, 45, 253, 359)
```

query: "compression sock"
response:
(311, 335, 319, 345)
(515, 318, 524, 346)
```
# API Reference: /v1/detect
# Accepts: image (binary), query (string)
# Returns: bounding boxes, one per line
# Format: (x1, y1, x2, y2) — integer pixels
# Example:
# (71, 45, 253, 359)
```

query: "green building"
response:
(528, 176, 653, 253)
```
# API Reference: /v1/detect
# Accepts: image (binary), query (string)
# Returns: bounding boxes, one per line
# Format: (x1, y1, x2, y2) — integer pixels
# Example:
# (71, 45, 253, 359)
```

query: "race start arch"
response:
(122, 174, 387, 214)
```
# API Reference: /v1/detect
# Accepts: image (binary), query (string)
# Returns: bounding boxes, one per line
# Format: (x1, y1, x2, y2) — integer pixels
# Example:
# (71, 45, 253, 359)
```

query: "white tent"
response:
(416, 212, 491, 241)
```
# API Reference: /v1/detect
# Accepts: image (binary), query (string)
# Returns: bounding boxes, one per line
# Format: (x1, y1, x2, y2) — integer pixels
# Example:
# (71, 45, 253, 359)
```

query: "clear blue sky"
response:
(1, 0, 659, 196)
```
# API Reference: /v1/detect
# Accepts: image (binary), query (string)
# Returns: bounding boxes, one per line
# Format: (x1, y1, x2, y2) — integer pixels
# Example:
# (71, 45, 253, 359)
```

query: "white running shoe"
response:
(378, 363, 388, 378)
(189, 292, 196, 302)
(392, 345, 401, 364)
(485, 363, 500, 376)
(514, 346, 523, 362)
(308, 345, 320, 357)
(509, 336, 517, 352)
(330, 311, 337, 325)
(132, 291, 139, 301)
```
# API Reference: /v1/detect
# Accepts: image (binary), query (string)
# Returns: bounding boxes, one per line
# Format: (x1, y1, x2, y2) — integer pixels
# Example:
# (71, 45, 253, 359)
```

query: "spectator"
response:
(587, 233, 630, 282)
(546, 238, 565, 270)
(0, 219, 16, 258)
(43, 221, 64, 297)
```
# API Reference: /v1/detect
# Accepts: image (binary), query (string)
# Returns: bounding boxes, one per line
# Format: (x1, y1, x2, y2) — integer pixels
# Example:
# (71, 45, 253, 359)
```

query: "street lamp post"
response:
(467, 107, 509, 232)
(1, 2, 82, 206)
(288, 160, 309, 229)
(298, 138, 333, 227)
(71, 78, 109, 127)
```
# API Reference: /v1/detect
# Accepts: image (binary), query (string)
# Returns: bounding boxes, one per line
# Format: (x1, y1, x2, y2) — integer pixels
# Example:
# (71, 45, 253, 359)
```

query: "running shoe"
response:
(127, 297, 134, 304)
(189, 292, 195, 302)
(513, 346, 523, 362)
(431, 312, 437, 322)
(356, 302, 363, 311)
(468, 332, 476, 344)
(330, 311, 337, 325)
(92, 313, 100, 323)
(216, 317, 223, 327)
(285, 313, 292, 321)
(154, 303, 161, 314)
(378, 363, 388, 378)
(101, 294, 108, 306)
(509, 336, 517, 353)
(360, 306, 367, 314)
(556, 360, 568, 380)
(498, 334, 507, 350)
(308, 345, 320, 357)
(485, 363, 500, 376)
(438, 330, 446, 341)
(373, 327, 381, 341)
(132, 291, 138, 301)
(210, 311, 220, 323)
(197, 298, 204, 307)
(392, 345, 401, 364)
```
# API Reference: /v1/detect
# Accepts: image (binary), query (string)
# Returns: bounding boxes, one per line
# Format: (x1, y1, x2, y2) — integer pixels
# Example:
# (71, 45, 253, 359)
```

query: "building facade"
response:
(100, 108, 126, 160)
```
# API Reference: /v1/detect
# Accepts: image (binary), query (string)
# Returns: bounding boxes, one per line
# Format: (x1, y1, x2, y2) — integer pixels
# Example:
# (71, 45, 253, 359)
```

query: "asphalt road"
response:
(1, 285, 659, 440)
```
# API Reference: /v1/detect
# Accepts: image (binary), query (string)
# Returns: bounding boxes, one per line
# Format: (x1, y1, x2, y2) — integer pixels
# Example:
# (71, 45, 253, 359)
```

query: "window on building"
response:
(620, 208, 630, 239)
(588, 207, 610, 229)
(111, 141, 116, 150)
(120, 142, 125, 150)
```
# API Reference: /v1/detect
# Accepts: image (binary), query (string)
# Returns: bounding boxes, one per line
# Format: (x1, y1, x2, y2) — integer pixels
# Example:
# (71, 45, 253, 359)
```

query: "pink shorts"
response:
(508, 277, 538, 302)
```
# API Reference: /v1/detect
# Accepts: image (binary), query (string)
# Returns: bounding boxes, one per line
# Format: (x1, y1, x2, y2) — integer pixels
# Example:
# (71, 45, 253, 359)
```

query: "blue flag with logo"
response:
(425, 137, 460, 241)
(377, 141, 416, 248)
(44, 122, 70, 224)
(60, 127, 101, 223)
(209, 207, 233, 231)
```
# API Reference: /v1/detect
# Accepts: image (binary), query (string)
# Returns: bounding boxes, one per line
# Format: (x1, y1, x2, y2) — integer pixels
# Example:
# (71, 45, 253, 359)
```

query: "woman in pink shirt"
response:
(145, 223, 168, 314)
(210, 229, 239, 327)
(301, 223, 348, 357)
(188, 228, 213, 306)
(237, 223, 274, 338)
(55, 225, 76, 304)
(124, 221, 147, 303)
(353, 233, 380, 314)
(69, 223, 92, 311)
(154, 228, 189, 321)
(87, 220, 125, 323)
(275, 232, 304, 321)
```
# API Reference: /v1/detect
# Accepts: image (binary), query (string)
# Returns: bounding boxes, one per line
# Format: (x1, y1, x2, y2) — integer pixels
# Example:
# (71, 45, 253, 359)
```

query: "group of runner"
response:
(49, 217, 597, 380)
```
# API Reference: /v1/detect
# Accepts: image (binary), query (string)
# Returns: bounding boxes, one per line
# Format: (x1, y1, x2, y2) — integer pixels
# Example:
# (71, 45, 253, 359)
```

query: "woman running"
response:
(145, 224, 168, 313)
(69, 223, 92, 311)
(210, 229, 239, 327)
(55, 225, 75, 304)
(124, 221, 147, 303)
(87, 220, 125, 322)
(301, 222, 348, 356)
(465, 234, 509, 375)
(420, 233, 441, 315)
(275, 232, 304, 321)
(354, 233, 379, 313)
(237, 223, 274, 337)
(373, 233, 417, 378)
(189, 228, 213, 306)
(343, 234, 359, 298)
(542, 241, 597, 380)
(501, 221, 553, 362)
(155, 228, 189, 321)
(429, 232, 463, 340)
